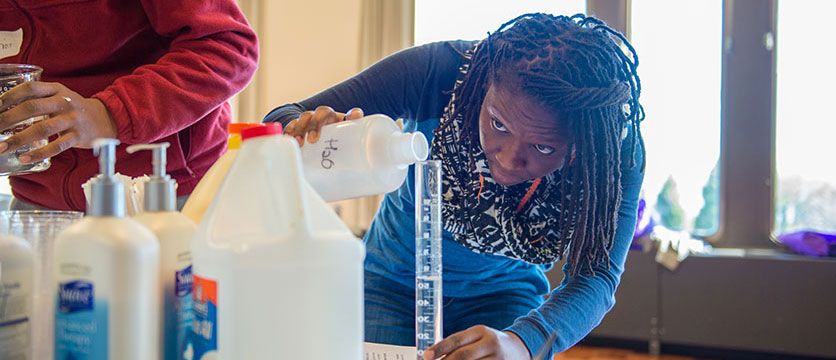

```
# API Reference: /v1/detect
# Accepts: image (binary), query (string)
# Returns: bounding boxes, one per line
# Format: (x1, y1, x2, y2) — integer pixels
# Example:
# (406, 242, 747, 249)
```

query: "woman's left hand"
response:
(0, 81, 117, 164)
(423, 325, 530, 360)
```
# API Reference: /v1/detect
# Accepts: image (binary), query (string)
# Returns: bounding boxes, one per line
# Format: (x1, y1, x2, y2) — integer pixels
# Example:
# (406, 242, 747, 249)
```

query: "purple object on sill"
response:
(777, 231, 836, 257)
(631, 198, 654, 251)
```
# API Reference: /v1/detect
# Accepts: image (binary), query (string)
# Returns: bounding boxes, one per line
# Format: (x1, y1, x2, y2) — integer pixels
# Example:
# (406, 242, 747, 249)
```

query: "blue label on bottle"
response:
(176, 265, 193, 297)
(174, 265, 193, 360)
(55, 281, 108, 360)
(57, 281, 93, 314)
(187, 275, 217, 360)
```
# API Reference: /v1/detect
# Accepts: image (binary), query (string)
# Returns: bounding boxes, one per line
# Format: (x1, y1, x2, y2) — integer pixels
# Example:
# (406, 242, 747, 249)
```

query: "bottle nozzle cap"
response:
(228, 134, 242, 150)
(126, 142, 170, 178)
(92, 138, 120, 178)
(389, 131, 429, 166)
(229, 123, 263, 134)
(89, 138, 125, 217)
(126, 142, 176, 212)
(241, 123, 282, 141)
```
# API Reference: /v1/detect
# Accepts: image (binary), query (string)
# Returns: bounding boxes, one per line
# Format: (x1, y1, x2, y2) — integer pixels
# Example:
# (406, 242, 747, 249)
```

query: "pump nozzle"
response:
(126, 143, 170, 178)
(89, 138, 125, 217)
(92, 138, 120, 179)
(127, 142, 176, 212)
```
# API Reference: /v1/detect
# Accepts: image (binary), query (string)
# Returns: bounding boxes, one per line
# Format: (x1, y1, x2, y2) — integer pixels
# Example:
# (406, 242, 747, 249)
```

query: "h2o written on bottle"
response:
(319, 139, 338, 169)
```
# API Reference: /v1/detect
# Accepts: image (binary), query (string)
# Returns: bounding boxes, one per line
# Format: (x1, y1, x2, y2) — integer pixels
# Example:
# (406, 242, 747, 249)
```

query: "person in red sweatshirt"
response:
(0, 0, 259, 211)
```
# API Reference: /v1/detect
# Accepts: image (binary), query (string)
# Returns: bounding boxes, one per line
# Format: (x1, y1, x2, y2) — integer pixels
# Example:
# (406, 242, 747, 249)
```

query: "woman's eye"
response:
(534, 144, 555, 155)
(491, 118, 508, 132)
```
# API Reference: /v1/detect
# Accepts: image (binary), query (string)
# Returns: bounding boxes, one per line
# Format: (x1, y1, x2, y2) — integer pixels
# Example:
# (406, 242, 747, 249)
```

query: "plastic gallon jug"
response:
(300, 114, 428, 202)
(54, 139, 160, 360)
(181, 123, 266, 225)
(0, 233, 33, 360)
(189, 124, 365, 359)
(129, 143, 197, 360)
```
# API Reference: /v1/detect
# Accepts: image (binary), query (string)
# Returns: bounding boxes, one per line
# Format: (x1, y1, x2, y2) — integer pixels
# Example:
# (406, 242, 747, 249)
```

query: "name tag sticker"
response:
(0, 28, 23, 60)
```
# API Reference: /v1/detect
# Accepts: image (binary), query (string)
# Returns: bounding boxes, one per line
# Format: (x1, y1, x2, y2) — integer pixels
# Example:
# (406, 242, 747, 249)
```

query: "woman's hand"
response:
(423, 326, 531, 360)
(283, 105, 364, 146)
(0, 81, 117, 164)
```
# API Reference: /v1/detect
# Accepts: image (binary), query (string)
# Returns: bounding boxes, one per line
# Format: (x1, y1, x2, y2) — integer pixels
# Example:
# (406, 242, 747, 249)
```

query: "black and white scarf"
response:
(429, 50, 572, 265)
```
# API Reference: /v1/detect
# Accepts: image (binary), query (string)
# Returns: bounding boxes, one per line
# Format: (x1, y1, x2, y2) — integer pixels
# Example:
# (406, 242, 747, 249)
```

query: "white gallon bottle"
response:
(54, 138, 160, 360)
(181, 123, 264, 225)
(300, 114, 428, 202)
(0, 234, 33, 360)
(189, 124, 365, 359)
(129, 143, 196, 360)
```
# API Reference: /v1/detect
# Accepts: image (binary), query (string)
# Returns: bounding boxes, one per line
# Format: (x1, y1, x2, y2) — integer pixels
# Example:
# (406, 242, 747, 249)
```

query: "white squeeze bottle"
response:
(129, 143, 196, 360)
(0, 234, 33, 360)
(181, 123, 264, 224)
(189, 124, 365, 359)
(54, 138, 160, 360)
(300, 113, 429, 202)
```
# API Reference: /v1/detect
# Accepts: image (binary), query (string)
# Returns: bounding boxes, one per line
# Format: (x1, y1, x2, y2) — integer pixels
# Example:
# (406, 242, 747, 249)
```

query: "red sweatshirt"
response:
(0, 0, 259, 211)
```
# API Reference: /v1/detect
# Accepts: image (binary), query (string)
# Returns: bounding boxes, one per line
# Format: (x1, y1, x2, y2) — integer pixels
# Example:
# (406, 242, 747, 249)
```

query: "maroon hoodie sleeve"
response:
(92, 0, 259, 144)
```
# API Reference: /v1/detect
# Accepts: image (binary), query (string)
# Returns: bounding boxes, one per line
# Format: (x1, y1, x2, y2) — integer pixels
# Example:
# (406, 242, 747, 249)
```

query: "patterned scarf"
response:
(430, 48, 572, 265)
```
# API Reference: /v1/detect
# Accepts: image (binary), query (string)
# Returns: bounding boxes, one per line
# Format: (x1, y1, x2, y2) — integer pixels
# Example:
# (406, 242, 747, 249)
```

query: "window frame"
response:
(714, 0, 777, 248)
(593, 0, 778, 249)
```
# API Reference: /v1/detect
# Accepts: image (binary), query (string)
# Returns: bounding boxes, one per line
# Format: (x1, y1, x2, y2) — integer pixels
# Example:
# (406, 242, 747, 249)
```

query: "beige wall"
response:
(237, 0, 364, 123)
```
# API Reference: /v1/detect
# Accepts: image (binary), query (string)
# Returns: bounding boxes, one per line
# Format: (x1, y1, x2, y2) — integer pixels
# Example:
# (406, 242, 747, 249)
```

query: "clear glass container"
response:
(0, 64, 51, 176)
(0, 210, 84, 360)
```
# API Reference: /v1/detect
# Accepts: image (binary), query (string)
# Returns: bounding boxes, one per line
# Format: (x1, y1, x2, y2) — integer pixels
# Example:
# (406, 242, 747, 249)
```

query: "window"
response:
(774, 0, 836, 235)
(630, 0, 723, 236)
(416, 0, 725, 237)
(414, 0, 585, 45)
(416, 1, 834, 251)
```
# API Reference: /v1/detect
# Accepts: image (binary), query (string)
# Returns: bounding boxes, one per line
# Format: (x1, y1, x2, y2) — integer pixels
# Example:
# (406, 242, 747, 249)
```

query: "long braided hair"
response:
(449, 13, 643, 276)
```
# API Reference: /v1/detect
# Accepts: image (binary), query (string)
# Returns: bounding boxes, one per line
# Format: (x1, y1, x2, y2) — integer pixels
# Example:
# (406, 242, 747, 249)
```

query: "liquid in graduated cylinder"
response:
(415, 160, 442, 358)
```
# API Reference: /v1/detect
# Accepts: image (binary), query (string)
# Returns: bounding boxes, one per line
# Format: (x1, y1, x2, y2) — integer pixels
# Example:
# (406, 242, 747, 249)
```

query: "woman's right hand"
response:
(283, 105, 364, 146)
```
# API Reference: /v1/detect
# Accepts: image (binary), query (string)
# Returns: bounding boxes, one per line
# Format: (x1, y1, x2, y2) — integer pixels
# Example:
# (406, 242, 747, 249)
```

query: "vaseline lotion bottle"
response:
(54, 138, 160, 360)
(130, 143, 196, 360)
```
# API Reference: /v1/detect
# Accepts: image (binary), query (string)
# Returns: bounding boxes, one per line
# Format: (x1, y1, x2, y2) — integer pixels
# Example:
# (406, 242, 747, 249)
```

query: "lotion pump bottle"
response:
(54, 138, 160, 360)
(130, 142, 196, 360)
(0, 233, 33, 360)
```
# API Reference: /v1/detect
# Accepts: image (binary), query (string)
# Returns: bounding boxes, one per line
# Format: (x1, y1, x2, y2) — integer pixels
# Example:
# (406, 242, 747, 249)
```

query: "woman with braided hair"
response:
(265, 13, 644, 359)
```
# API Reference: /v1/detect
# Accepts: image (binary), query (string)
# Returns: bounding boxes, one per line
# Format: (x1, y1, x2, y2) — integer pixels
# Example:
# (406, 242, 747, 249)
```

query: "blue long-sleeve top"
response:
(264, 40, 645, 357)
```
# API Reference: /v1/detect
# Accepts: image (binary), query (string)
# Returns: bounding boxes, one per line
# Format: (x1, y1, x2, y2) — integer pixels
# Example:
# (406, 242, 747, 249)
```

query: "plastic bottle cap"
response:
(89, 138, 125, 217)
(389, 131, 429, 166)
(126, 142, 176, 212)
(229, 123, 263, 134)
(228, 133, 243, 150)
(241, 123, 283, 141)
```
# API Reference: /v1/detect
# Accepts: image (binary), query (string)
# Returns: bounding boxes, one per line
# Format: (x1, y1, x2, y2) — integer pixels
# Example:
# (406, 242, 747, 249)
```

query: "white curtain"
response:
(230, 0, 263, 124)
(331, 0, 415, 235)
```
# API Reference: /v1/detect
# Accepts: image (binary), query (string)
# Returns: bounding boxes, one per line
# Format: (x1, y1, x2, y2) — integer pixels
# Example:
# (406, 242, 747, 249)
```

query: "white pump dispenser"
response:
(0, 233, 33, 360)
(300, 114, 429, 202)
(129, 142, 196, 360)
(54, 138, 160, 360)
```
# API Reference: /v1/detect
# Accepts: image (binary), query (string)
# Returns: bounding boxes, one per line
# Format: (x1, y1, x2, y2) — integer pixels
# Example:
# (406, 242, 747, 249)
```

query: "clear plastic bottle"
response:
(189, 124, 365, 359)
(54, 138, 160, 360)
(181, 123, 265, 224)
(0, 233, 33, 360)
(300, 114, 429, 202)
(129, 143, 197, 360)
